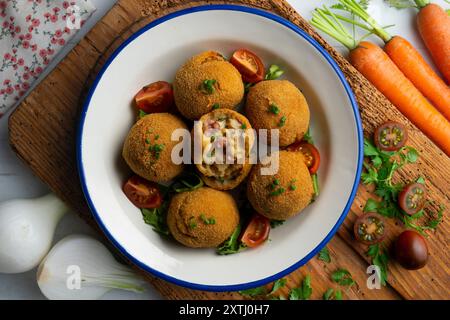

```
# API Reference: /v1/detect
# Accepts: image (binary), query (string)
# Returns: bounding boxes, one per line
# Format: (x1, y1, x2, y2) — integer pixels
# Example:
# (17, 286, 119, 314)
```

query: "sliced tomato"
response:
(134, 81, 174, 114)
(399, 183, 426, 215)
(353, 213, 385, 245)
(230, 49, 265, 83)
(374, 121, 408, 152)
(240, 213, 270, 248)
(123, 175, 163, 209)
(286, 142, 320, 174)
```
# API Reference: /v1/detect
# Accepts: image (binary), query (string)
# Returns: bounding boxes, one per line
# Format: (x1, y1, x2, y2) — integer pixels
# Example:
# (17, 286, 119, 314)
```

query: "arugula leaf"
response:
(289, 274, 312, 300)
(270, 278, 287, 294)
(141, 202, 169, 236)
(331, 269, 355, 287)
(216, 223, 247, 255)
(318, 246, 331, 263)
(366, 244, 389, 286)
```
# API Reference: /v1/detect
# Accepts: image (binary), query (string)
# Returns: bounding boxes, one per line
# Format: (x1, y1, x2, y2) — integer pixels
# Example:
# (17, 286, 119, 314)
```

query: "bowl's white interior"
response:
(80, 8, 360, 288)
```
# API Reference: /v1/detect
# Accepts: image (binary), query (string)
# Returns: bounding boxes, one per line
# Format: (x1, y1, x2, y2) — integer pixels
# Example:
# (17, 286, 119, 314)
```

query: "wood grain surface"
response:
(8, 0, 449, 300)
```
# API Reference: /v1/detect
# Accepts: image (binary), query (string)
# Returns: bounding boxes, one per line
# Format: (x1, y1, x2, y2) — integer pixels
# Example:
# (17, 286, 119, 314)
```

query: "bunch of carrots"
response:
(311, 0, 450, 156)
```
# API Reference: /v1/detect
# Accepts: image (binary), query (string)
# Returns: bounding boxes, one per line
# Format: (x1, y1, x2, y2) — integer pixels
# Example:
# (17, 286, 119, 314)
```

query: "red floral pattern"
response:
(0, 0, 95, 117)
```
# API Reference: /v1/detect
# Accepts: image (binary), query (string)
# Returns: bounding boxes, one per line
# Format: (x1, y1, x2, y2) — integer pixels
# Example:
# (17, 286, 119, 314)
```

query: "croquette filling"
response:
(199, 113, 250, 182)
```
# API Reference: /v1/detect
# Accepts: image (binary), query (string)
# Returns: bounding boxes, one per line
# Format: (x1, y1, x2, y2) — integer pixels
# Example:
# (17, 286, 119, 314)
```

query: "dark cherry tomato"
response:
(240, 213, 270, 248)
(353, 212, 386, 245)
(123, 175, 163, 209)
(399, 183, 426, 215)
(374, 121, 408, 151)
(286, 142, 320, 174)
(134, 81, 174, 114)
(230, 49, 265, 83)
(395, 230, 428, 270)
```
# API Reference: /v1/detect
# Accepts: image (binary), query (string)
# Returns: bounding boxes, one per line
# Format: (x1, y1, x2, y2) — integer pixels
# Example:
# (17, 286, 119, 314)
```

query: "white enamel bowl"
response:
(78, 5, 363, 291)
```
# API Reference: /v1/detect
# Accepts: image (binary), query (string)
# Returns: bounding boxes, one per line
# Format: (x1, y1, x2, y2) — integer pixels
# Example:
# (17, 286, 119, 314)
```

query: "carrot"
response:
(335, 0, 450, 120)
(311, 6, 450, 156)
(350, 41, 450, 156)
(415, 2, 450, 84)
(384, 36, 450, 120)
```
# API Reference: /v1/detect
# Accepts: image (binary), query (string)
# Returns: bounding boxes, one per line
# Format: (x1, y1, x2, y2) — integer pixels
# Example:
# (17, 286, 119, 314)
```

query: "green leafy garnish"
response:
(269, 103, 280, 115)
(270, 187, 285, 197)
(270, 219, 285, 228)
(323, 288, 343, 300)
(138, 109, 148, 119)
(331, 269, 355, 287)
(278, 115, 287, 127)
(200, 214, 216, 225)
(212, 103, 220, 110)
(289, 275, 312, 300)
(201, 79, 217, 94)
(217, 223, 247, 255)
(241, 123, 247, 129)
(244, 82, 253, 93)
(171, 172, 204, 193)
(239, 286, 267, 297)
(141, 203, 169, 236)
(366, 243, 389, 286)
(303, 129, 314, 144)
(318, 246, 331, 263)
(270, 278, 287, 294)
(148, 143, 165, 160)
(265, 65, 284, 80)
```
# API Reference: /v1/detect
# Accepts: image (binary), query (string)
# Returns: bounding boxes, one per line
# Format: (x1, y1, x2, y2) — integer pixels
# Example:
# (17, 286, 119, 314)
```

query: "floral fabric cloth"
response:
(0, 0, 96, 117)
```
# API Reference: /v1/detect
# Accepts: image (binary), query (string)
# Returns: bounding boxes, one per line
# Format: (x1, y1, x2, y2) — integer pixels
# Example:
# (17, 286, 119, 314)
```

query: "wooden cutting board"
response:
(8, 0, 449, 300)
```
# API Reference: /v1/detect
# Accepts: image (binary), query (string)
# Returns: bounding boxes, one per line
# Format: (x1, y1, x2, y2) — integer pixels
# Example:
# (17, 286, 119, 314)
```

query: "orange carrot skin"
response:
(417, 4, 450, 84)
(385, 36, 450, 121)
(349, 41, 450, 156)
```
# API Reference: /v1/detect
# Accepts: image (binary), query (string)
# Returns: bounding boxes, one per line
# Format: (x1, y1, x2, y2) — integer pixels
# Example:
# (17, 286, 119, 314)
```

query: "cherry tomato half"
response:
(230, 49, 265, 83)
(286, 142, 320, 174)
(134, 81, 174, 114)
(123, 175, 163, 209)
(398, 183, 426, 215)
(240, 213, 270, 248)
(395, 230, 428, 270)
(353, 212, 386, 245)
(374, 121, 408, 151)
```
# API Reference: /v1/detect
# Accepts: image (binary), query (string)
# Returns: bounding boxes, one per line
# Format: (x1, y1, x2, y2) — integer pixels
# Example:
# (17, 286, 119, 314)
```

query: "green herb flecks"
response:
(366, 243, 389, 286)
(289, 179, 298, 191)
(188, 217, 197, 230)
(217, 223, 247, 255)
(270, 278, 287, 294)
(265, 65, 284, 80)
(270, 187, 285, 197)
(303, 128, 314, 144)
(200, 214, 216, 225)
(138, 109, 148, 119)
(312, 174, 320, 198)
(289, 274, 312, 300)
(270, 219, 285, 228)
(241, 123, 247, 129)
(212, 103, 220, 110)
(148, 143, 165, 160)
(318, 246, 331, 263)
(201, 79, 217, 94)
(331, 269, 355, 287)
(278, 115, 287, 127)
(269, 103, 280, 115)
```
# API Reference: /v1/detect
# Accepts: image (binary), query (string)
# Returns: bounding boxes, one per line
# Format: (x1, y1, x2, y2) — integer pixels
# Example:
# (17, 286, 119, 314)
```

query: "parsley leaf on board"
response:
(323, 288, 343, 300)
(318, 246, 331, 263)
(239, 286, 267, 297)
(366, 244, 389, 286)
(331, 269, 355, 287)
(270, 278, 287, 294)
(289, 274, 312, 300)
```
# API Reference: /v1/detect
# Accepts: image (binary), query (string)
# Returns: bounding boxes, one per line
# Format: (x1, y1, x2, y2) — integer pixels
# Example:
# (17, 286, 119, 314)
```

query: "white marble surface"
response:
(0, 0, 447, 300)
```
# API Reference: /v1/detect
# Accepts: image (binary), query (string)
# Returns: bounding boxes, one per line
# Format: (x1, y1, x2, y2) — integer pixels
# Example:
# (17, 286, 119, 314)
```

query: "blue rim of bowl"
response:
(77, 4, 364, 292)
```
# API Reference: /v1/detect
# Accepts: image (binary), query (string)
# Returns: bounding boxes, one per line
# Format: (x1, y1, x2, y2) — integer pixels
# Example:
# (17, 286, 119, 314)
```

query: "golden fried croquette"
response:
(173, 51, 244, 120)
(247, 150, 313, 220)
(122, 113, 188, 182)
(167, 187, 239, 248)
(193, 109, 254, 190)
(245, 80, 310, 147)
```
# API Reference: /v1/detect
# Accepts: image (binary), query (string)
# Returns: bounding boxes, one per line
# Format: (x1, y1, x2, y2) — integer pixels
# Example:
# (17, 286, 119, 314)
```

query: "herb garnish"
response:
(289, 179, 297, 191)
(323, 288, 343, 300)
(138, 109, 148, 119)
(201, 79, 217, 94)
(366, 243, 389, 286)
(241, 123, 247, 129)
(217, 223, 247, 255)
(278, 115, 287, 127)
(270, 278, 287, 294)
(318, 246, 331, 263)
(212, 103, 220, 110)
(141, 202, 169, 236)
(265, 65, 284, 80)
(270, 219, 285, 228)
(200, 214, 216, 225)
(188, 217, 197, 230)
(331, 269, 355, 287)
(148, 143, 165, 159)
(289, 274, 312, 300)
(269, 103, 280, 115)
(171, 172, 204, 193)
(270, 187, 285, 197)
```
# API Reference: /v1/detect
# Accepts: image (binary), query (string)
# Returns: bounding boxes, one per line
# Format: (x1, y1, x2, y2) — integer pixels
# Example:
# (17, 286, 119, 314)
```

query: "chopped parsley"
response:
(138, 109, 148, 119)
(265, 64, 284, 80)
(366, 243, 389, 286)
(278, 115, 287, 127)
(201, 79, 217, 94)
(269, 103, 280, 115)
(270, 219, 285, 228)
(318, 246, 331, 263)
(200, 214, 216, 225)
(323, 288, 343, 300)
(270, 278, 287, 294)
(270, 187, 285, 197)
(188, 217, 197, 230)
(289, 274, 312, 300)
(331, 269, 355, 287)
(241, 123, 247, 129)
(239, 286, 267, 297)
(148, 143, 165, 159)
(289, 179, 297, 191)
(212, 103, 220, 110)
